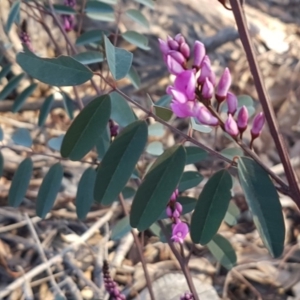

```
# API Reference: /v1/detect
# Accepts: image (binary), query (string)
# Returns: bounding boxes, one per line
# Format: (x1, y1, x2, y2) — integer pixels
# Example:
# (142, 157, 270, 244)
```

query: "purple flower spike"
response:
(193, 41, 206, 68)
(216, 68, 232, 103)
(158, 38, 170, 54)
(251, 112, 265, 137)
(225, 114, 239, 137)
(226, 92, 238, 115)
(197, 56, 216, 86)
(194, 104, 219, 126)
(180, 43, 190, 59)
(174, 70, 196, 100)
(171, 221, 189, 243)
(202, 77, 214, 100)
(169, 51, 186, 65)
(237, 105, 248, 134)
(166, 55, 185, 75)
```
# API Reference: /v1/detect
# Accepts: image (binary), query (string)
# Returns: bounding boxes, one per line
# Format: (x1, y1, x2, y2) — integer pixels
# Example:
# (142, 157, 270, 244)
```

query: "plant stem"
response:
(229, 0, 300, 207)
(158, 221, 199, 300)
(118, 194, 156, 300)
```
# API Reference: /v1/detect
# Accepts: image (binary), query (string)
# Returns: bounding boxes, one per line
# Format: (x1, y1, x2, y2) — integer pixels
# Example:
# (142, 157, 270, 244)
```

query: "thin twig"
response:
(118, 194, 156, 300)
(229, 0, 300, 207)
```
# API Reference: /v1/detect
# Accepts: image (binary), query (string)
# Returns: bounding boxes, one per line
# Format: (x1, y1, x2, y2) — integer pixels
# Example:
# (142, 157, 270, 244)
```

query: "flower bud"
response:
(193, 41, 206, 68)
(180, 43, 190, 59)
(216, 68, 231, 103)
(158, 38, 170, 54)
(194, 103, 219, 126)
(226, 92, 238, 115)
(169, 50, 186, 65)
(168, 37, 180, 50)
(237, 105, 248, 134)
(175, 202, 183, 214)
(202, 77, 214, 100)
(174, 33, 185, 44)
(172, 209, 180, 218)
(225, 114, 239, 137)
(166, 55, 185, 75)
(166, 206, 173, 218)
(197, 56, 216, 86)
(251, 112, 265, 137)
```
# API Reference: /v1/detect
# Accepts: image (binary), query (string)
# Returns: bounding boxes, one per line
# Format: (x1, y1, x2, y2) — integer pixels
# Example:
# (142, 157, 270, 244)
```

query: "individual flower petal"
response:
(226, 92, 238, 115)
(216, 68, 232, 103)
(171, 101, 194, 118)
(170, 189, 179, 201)
(194, 103, 219, 126)
(251, 112, 265, 137)
(225, 114, 239, 137)
(168, 36, 180, 50)
(180, 43, 190, 59)
(171, 221, 189, 243)
(175, 202, 183, 214)
(193, 41, 206, 68)
(166, 206, 173, 218)
(158, 38, 170, 54)
(197, 56, 216, 86)
(174, 70, 196, 100)
(174, 33, 185, 44)
(202, 77, 214, 99)
(170, 89, 188, 104)
(237, 105, 248, 131)
(166, 55, 185, 75)
(169, 50, 186, 65)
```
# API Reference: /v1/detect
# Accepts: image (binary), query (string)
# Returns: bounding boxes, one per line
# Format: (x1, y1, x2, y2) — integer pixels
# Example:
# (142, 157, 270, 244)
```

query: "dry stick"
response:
(118, 194, 156, 300)
(25, 214, 65, 298)
(158, 221, 199, 300)
(229, 0, 300, 207)
(0, 207, 116, 299)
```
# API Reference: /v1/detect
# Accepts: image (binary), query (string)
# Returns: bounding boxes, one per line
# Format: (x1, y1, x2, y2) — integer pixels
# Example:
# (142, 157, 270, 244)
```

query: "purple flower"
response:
(180, 43, 190, 59)
(20, 31, 34, 52)
(170, 101, 194, 118)
(226, 92, 238, 115)
(170, 189, 179, 201)
(197, 56, 216, 86)
(173, 70, 196, 100)
(169, 51, 186, 65)
(180, 292, 194, 300)
(251, 112, 265, 137)
(171, 221, 189, 243)
(225, 114, 239, 137)
(166, 55, 185, 75)
(168, 36, 180, 50)
(174, 33, 185, 44)
(193, 41, 206, 68)
(202, 77, 214, 100)
(216, 68, 232, 103)
(62, 15, 75, 32)
(158, 38, 170, 54)
(237, 105, 248, 133)
(194, 103, 219, 126)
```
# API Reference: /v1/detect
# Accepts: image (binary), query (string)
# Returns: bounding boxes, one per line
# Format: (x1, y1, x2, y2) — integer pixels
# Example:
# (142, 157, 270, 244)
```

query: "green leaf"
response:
(207, 234, 237, 270)
(5, 1, 20, 34)
(38, 94, 54, 127)
(104, 35, 133, 80)
(0, 127, 3, 141)
(12, 83, 37, 113)
(127, 66, 141, 89)
(148, 123, 165, 137)
(191, 169, 232, 245)
(61, 93, 74, 120)
(72, 51, 104, 65)
(48, 135, 64, 152)
(178, 171, 203, 192)
(111, 216, 131, 241)
(110, 92, 136, 127)
(0, 64, 12, 82)
(8, 158, 33, 207)
(94, 120, 148, 205)
(153, 106, 173, 121)
(224, 201, 240, 226)
(12, 128, 32, 148)
(185, 147, 208, 165)
(237, 157, 285, 258)
(221, 147, 243, 160)
(126, 9, 149, 28)
(146, 141, 164, 156)
(17, 52, 93, 86)
(61, 95, 111, 161)
(0, 152, 3, 178)
(122, 186, 136, 199)
(130, 145, 186, 231)
(76, 168, 96, 220)
(159, 196, 197, 219)
(36, 163, 63, 218)
(156, 94, 172, 108)
(96, 125, 110, 159)
(134, 0, 155, 9)
(0, 73, 24, 101)
(51, 4, 76, 15)
(85, 1, 115, 21)
(190, 117, 212, 133)
(122, 31, 150, 50)
(76, 30, 104, 46)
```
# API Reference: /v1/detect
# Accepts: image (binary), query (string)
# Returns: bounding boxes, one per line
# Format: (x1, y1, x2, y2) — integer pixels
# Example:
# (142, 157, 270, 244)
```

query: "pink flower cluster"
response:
(166, 189, 189, 244)
(159, 34, 266, 142)
(62, 0, 76, 32)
